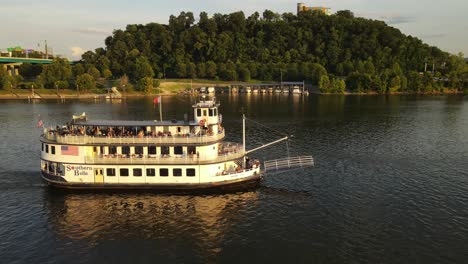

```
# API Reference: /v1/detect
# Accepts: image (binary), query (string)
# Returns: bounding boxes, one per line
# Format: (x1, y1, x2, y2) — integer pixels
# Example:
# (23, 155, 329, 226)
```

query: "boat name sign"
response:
(66, 165, 93, 176)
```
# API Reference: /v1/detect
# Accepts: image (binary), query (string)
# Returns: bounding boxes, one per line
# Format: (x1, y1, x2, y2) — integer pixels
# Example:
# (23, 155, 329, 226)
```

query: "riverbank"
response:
(0, 80, 465, 99)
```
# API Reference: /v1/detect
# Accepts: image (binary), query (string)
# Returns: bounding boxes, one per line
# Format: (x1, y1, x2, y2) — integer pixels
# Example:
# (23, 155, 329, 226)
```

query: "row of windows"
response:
(196, 108, 217, 117)
(105, 168, 196, 177)
(103, 145, 196, 155)
(42, 143, 198, 156)
(42, 143, 56, 154)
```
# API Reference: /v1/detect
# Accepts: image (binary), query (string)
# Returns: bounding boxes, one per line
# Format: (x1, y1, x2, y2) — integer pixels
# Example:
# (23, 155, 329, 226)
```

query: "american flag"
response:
(153, 96, 161, 104)
(61, 146, 79, 156)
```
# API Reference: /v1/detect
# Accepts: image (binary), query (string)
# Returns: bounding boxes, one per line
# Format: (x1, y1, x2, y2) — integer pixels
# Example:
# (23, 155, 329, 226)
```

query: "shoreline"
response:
(0, 88, 465, 100)
(0, 92, 465, 100)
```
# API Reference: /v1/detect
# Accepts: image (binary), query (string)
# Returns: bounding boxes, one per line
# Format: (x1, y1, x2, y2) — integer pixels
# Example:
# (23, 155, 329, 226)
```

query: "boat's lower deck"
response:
(41, 170, 262, 191)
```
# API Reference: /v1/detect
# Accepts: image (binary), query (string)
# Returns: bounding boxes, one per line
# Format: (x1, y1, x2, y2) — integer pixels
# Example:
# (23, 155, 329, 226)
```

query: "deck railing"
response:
(43, 130, 225, 145)
(84, 150, 244, 165)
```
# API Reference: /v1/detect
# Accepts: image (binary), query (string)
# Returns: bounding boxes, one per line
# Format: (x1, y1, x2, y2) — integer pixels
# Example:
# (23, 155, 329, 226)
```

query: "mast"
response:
(243, 114, 246, 168)
(159, 96, 163, 122)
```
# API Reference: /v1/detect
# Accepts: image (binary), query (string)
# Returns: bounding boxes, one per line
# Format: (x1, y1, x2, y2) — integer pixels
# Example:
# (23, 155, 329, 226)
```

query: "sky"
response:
(0, 0, 466, 60)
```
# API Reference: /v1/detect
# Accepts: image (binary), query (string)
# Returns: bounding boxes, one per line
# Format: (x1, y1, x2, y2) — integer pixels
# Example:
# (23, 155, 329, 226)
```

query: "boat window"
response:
(135, 146, 143, 155)
(133, 168, 142, 177)
(186, 168, 196, 177)
(46, 144, 49, 153)
(120, 168, 129, 177)
(100, 146, 105, 154)
(146, 168, 156, 177)
(41, 143, 44, 152)
(57, 164, 65, 176)
(49, 163, 55, 174)
(160, 168, 169, 177)
(161, 146, 169, 155)
(177, 127, 181, 133)
(188, 146, 196, 155)
(106, 168, 116, 176)
(203, 109, 207, 116)
(109, 146, 117, 155)
(51, 146, 56, 155)
(214, 108, 217, 116)
(173, 168, 182, 177)
(148, 146, 157, 155)
(122, 146, 130, 155)
(209, 108, 213, 116)
(174, 146, 183, 155)
(197, 109, 201, 117)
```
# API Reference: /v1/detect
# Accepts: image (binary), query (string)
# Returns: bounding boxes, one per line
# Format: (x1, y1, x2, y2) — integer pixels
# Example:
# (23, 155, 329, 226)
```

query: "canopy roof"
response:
(72, 119, 192, 127)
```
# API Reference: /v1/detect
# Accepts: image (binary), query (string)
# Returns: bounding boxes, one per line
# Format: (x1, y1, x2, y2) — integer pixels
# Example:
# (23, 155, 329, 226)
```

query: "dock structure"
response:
(228, 81, 307, 94)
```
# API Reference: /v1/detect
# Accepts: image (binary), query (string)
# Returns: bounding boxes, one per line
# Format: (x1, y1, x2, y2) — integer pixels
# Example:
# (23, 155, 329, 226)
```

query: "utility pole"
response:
(45, 40, 48, 59)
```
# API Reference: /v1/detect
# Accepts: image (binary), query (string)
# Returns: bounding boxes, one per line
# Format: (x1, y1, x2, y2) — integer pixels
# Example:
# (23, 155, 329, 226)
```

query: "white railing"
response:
(43, 130, 225, 145)
(84, 151, 245, 165)
(264, 156, 314, 172)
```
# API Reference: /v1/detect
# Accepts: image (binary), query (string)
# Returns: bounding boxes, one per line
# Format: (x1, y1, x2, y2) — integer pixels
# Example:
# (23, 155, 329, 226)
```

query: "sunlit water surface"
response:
(0, 94, 467, 263)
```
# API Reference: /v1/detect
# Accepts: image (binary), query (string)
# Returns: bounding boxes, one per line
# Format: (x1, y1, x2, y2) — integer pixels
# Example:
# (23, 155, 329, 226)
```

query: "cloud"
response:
(381, 15, 416, 25)
(73, 28, 111, 36)
(69, 46, 86, 59)
(358, 12, 416, 25)
(420, 33, 447, 39)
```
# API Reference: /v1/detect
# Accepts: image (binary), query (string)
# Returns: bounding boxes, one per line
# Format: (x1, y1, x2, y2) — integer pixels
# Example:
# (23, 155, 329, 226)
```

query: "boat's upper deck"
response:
(41, 131, 225, 145)
(42, 116, 225, 145)
(43, 97, 225, 146)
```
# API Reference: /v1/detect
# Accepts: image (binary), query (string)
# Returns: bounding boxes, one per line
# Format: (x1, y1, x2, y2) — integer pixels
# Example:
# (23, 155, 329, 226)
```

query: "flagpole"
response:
(159, 96, 163, 122)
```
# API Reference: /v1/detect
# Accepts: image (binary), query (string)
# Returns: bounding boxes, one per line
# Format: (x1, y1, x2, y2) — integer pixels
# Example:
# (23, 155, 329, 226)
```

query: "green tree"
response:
(333, 79, 346, 93)
(238, 65, 251, 82)
(206, 61, 217, 78)
(187, 62, 197, 78)
(38, 58, 72, 88)
(76, 73, 96, 90)
(176, 63, 187, 78)
(102, 69, 113, 79)
(18, 63, 42, 78)
(73, 64, 85, 77)
(319, 75, 331, 93)
(136, 77, 160, 93)
(388, 76, 401, 92)
(134, 56, 154, 80)
(87, 67, 101, 80)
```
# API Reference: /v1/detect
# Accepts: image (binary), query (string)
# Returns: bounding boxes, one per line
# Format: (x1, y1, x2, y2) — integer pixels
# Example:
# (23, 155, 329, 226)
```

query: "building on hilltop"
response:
(297, 3, 332, 15)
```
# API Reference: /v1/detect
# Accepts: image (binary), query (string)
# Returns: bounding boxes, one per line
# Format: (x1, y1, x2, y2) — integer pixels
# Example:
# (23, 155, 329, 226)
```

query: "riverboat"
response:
(39, 97, 298, 191)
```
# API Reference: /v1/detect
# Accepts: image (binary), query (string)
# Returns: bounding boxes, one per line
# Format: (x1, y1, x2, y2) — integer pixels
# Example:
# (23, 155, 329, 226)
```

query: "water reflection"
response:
(44, 190, 259, 257)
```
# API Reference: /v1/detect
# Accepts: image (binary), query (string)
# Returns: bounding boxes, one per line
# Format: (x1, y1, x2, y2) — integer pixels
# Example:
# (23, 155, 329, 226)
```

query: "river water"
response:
(0, 94, 467, 263)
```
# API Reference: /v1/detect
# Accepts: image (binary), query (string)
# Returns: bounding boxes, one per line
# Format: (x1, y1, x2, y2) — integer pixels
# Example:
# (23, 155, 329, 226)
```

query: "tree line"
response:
(1, 9, 467, 93)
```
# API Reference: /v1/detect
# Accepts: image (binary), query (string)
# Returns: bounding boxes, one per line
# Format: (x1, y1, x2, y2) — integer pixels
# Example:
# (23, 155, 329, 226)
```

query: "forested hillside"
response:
(3, 9, 466, 93)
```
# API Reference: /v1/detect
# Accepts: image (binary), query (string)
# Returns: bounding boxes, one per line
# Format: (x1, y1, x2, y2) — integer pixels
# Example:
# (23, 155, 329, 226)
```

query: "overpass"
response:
(0, 57, 53, 64)
(0, 56, 53, 76)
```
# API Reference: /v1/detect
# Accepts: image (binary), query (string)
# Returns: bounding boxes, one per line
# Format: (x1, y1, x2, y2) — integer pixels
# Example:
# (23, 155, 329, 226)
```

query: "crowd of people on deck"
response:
(50, 124, 175, 138)
(49, 124, 221, 138)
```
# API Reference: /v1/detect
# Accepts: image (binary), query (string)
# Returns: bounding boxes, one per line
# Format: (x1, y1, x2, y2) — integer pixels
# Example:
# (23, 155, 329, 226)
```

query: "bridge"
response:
(0, 56, 53, 76)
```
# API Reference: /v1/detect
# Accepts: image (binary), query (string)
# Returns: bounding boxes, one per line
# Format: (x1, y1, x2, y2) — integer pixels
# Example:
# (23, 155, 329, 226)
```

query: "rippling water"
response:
(0, 95, 467, 263)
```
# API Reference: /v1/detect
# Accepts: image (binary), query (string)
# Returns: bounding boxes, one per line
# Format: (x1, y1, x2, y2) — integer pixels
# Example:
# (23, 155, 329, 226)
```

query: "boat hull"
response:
(41, 170, 262, 192)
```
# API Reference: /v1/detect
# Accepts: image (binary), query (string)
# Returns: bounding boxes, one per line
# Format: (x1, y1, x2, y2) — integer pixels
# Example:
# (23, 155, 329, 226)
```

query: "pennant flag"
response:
(153, 96, 161, 104)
